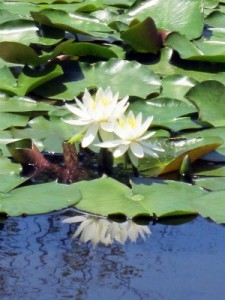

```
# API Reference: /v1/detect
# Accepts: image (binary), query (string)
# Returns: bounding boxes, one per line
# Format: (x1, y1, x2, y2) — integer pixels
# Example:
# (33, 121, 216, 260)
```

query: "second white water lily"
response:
(64, 87, 129, 147)
(97, 111, 164, 167)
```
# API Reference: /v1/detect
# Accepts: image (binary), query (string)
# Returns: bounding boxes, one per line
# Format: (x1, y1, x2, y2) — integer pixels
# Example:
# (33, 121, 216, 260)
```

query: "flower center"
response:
(100, 97, 109, 106)
(127, 115, 137, 128)
(92, 102, 97, 110)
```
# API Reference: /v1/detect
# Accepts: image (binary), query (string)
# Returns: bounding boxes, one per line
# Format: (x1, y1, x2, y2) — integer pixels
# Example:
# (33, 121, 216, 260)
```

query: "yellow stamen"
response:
(128, 116, 137, 128)
(118, 119, 125, 127)
(100, 97, 109, 106)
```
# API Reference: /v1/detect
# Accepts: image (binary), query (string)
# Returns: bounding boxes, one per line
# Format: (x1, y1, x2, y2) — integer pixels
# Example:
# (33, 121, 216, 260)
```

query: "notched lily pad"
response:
(193, 190, 225, 223)
(74, 177, 205, 219)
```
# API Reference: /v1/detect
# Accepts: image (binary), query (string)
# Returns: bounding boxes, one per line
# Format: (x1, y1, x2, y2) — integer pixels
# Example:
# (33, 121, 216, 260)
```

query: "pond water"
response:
(1, 213, 225, 300)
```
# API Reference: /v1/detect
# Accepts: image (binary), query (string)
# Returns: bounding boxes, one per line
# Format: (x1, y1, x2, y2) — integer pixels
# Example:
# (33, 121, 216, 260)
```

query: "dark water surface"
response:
(1, 213, 225, 300)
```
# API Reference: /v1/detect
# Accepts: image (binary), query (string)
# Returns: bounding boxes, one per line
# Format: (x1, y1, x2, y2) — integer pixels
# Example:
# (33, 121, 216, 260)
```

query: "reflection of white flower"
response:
(96, 111, 164, 167)
(64, 87, 129, 148)
(62, 214, 151, 246)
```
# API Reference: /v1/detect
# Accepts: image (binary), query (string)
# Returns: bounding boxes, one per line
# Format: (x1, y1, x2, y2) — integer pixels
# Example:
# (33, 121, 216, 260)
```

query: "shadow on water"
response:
(1, 213, 225, 300)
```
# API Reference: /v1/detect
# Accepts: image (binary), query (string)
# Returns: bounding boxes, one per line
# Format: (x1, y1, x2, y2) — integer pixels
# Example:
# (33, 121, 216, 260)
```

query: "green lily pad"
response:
(35, 58, 161, 99)
(193, 163, 225, 177)
(55, 41, 121, 59)
(160, 136, 222, 174)
(184, 127, 225, 162)
(160, 74, 199, 102)
(193, 190, 225, 223)
(0, 42, 42, 66)
(0, 64, 63, 96)
(0, 112, 29, 130)
(0, 181, 81, 216)
(0, 156, 28, 193)
(150, 48, 225, 83)
(127, 0, 204, 40)
(130, 97, 198, 131)
(121, 17, 161, 53)
(74, 177, 205, 218)
(136, 136, 222, 176)
(165, 32, 225, 63)
(11, 116, 78, 153)
(30, 9, 112, 37)
(0, 95, 53, 113)
(194, 177, 225, 191)
(185, 80, 225, 126)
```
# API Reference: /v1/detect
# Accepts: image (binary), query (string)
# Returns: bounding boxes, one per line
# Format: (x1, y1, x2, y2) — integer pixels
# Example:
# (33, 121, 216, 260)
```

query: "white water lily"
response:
(64, 87, 129, 148)
(96, 111, 164, 167)
(62, 214, 151, 246)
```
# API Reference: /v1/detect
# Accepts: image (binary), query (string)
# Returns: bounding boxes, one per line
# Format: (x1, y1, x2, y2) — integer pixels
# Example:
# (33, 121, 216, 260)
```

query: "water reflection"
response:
(62, 214, 151, 246)
(1, 213, 225, 300)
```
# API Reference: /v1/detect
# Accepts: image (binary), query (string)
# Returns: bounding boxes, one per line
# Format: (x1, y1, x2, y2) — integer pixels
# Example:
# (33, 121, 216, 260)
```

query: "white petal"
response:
(82, 123, 99, 147)
(82, 89, 94, 107)
(63, 118, 91, 126)
(141, 141, 165, 152)
(128, 149, 139, 167)
(65, 104, 88, 119)
(113, 96, 129, 117)
(114, 144, 129, 157)
(96, 139, 122, 148)
(75, 98, 87, 111)
(130, 142, 144, 158)
(100, 121, 115, 132)
(140, 142, 159, 158)
(135, 112, 143, 127)
(138, 131, 156, 141)
(138, 115, 154, 136)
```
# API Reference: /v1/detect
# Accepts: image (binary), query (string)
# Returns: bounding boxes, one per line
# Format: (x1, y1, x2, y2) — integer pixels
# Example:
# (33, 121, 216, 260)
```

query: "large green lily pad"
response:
(35, 58, 161, 99)
(74, 177, 205, 218)
(0, 181, 81, 216)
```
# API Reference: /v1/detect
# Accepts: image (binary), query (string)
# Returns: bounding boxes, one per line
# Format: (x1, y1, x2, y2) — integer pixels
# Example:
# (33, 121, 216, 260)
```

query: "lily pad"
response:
(0, 156, 28, 193)
(74, 177, 205, 218)
(127, 0, 204, 40)
(193, 190, 225, 223)
(0, 181, 81, 216)
(11, 116, 78, 153)
(121, 17, 162, 53)
(130, 97, 199, 131)
(165, 32, 225, 63)
(194, 177, 225, 191)
(160, 136, 222, 174)
(0, 64, 63, 96)
(30, 9, 112, 37)
(185, 80, 225, 126)
(0, 95, 54, 113)
(35, 58, 161, 99)
(0, 112, 29, 130)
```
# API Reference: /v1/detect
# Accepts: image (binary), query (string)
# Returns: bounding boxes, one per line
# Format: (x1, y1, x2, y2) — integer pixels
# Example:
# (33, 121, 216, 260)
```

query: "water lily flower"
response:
(62, 214, 151, 246)
(96, 111, 164, 167)
(64, 87, 129, 148)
